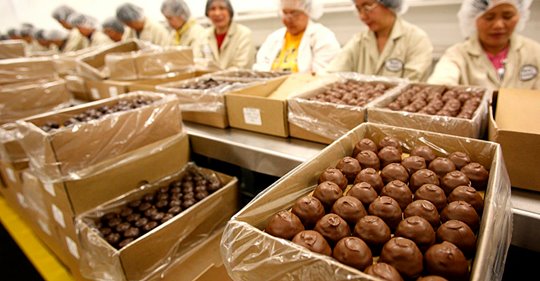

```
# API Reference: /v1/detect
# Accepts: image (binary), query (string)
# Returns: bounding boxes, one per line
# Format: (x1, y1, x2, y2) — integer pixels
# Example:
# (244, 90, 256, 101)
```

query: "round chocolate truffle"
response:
(378, 136, 403, 152)
(404, 200, 440, 228)
(448, 186, 484, 214)
(461, 163, 489, 189)
(411, 145, 437, 164)
(380, 237, 424, 279)
(333, 237, 373, 271)
(448, 152, 471, 170)
(353, 138, 378, 156)
(441, 201, 480, 231)
(347, 182, 378, 208)
(331, 196, 367, 226)
(313, 181, 344, 210)
(368, 196, 402, 230)
(336, 157, 362, 184)
(437, 220, 476, 257)
(410, 169, 440, 193)
(319, 168, 348, 190)
(355, 150, 381, 171)
(292, 230, 332, 256)
(441, 171, 471, 195)
(381, 180, 413, 210)
(265, 210, 305, 240)
(417, 276, 449, 281)
(292, 196, 326, 228)
(414, 184, 447, 212)
(378, 146, 403, 168)
(314, 214, 350, 244)
(381, 163, 410, 184)
(425, 242, 469, 281)
(364, 263, 404, 281)
(428, 157, 456, 179)
(395, 216, 436, 252)
(354, 216, 391, 254)
(401, 156, 427, 175)
(354, 168, 384, 193)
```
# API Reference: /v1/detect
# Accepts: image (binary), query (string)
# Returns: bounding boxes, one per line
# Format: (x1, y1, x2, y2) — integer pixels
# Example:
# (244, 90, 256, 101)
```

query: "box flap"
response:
(495, 88, 540, 135)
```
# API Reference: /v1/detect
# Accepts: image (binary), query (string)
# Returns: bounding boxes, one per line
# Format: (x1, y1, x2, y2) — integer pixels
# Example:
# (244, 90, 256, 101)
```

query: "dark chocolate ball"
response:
(378, 136, 403, 152)
(395, 216, 436, 252)
(292, 230, 332, 256)
(428, 157, 456, 179)
(118, 238, 135, 249)
(404, 200, 440, 228)
(368, 196, 402, 230)
(425, 242, 469, 281)
(292, 196, 326, 228)
(353, 215, 391, 254)
(105, 232, 121, 246)
(313, 181, 343, 210)
(347, 182, 378, 208)
(448, 152, 471, 170)
(333, 237, 373, 271)
(441, 201, 480, 231)
(353, 138, 378, 156)
(414, 184, 447, 212)
(364, 263, 404, 281)
(381, 163, 410, 184)
(381, 180, 413, 210)
(410, 169, 440, 193)
(265, 211, 305, 240)
(401, 156, 427, 175)
(380, 237, 424, 279)
(336, 156, 362, 184)
(331, 196, 367, 226)
(436, 220, 476, 257)
(355, 150, 381, 171)
(314, 214, 350, 244)
(378, 146, 403, 168)
(448, 186, 484, 214)
(142, 221, 158, 232)
(123, 227, 140, 239)
(354, 168, 384, 193)
(441, 171, 471, 195)
(318, 168, 348, 190)
(411, 146, 437, 164)
(460, 163, 489, 189)
(417, 276, 449, 281)
(115, 222, 131, 233)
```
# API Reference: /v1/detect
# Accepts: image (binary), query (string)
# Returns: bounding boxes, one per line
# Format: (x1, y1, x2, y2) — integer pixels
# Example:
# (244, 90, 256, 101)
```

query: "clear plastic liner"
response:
(0, 79, 72, 125)
(20, 171, 50, 223)
(221, 123, 512, 281)
(15, 92, 183, 183)
(53, 47, 99, 76)
(0, 40, 26, 59)
(210, 70, 290, 82)
(0, 123, 27, 165)
(0, 56, 57, 85)
(75, 163, 238, 281)
(287, 73, 407, 141)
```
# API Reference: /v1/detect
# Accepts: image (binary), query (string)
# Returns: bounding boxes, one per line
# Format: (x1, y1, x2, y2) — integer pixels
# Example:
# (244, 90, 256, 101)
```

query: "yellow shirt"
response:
(271, 31, 304, 73)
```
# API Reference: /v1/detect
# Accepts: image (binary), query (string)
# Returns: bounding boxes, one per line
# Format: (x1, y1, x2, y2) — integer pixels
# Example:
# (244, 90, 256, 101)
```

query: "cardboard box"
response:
(84, 79, 131, 100)
(222, 123, 512, 281)
(0, 39, 26, 59)
(0, 56, 56, 85)
(211, 70, 289, 82)
(64, 75, 88, 100)
(0, 123, 28, 169)
(76, 40, 141, 80)
(128, 70, 212, 92)
(77, 165, 239, 281)
(368, 83, 491, 138)
(53, 47, 98, 76)
(489, 88, 540, 191)
(16, 92, 182, 182)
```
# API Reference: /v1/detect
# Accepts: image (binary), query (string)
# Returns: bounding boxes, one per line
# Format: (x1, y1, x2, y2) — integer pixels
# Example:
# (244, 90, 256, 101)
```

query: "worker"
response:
(102, 18, 125, 43)
(429, 0, 539, 90)
(44, 29, 69, 52)
(327, 0, 433, 82)
(196, 0, 255, 69)
(161, 0, 204, 48)
(71, 13, 113, 47)
(51, 5, 88, 52)
(253, 0, 340, 73)
(33, 29, 52, 49)
(116, 3, 170, 46)
(19, 23, 48, 54)
(7, 28, 21, 40)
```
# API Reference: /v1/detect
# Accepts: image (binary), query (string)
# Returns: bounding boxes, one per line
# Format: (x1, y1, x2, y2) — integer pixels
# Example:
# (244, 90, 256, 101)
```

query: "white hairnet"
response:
(7, 28, 19, 37)
(20, 23, 34, 37)
(102, 18, 125, 33)
(458, 0, 533, 38)
(116, 3, 145, 23)
(33, 29, 45, 40)
(44, 29, 68, 41)
(279, 0, 324, 20)
(52, 5, 75, 21)
(71, 13, 98, 29)
(161, 0, 191, 19)
(351, 0, 408, 15)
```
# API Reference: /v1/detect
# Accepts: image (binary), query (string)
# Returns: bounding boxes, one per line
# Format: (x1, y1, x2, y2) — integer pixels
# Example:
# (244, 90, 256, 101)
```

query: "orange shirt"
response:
(271, 31, 304, 72)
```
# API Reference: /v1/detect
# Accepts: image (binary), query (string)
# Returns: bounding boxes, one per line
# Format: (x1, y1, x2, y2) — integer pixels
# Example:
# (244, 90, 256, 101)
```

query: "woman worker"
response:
(161, 0, 205, 48)
(116, 3, 170, 46)
(71, 14, 114, 47)
(253, 0, 340, 73)
(51, 5, 88, 52)
(102, 18, 125, 43)
(428, 0, 539, 90)
(327, 0, 433, 82)
(196, 0, 255, 69)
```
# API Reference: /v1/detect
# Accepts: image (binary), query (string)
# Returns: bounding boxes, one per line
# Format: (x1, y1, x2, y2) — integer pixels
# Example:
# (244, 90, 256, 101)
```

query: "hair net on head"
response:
(33, 29, 45, 40)
(44, 29, 68, 41)
(161, 0, 191, 19)
(279, 0, 324, 20)
(7, 28, 19, 37)
(52, 5, 75, 21)
(20, 23, 34, 37)
(102, 18, 125, 33)
(458, 0, 532, 38)
(351, 0, 408, 15)
(116, 3, 145, 23)
(205, 0, 235, 20)
(71, 14, 98, 29)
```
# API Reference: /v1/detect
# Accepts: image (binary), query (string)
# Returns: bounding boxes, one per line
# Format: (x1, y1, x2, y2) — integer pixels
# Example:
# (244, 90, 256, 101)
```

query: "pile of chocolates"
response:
(94, 168, 222, 249)
(174, 78, 243, 90)
(39, 98, 154, 132)
(386, 85, 484, 119)
(218, 71, 288, 79)
(265, 136, 488, 281)
(307, 80, 393, 107)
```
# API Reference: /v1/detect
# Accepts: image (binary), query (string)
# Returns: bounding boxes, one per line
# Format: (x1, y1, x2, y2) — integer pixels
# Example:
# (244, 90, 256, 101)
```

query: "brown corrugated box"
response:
(76, 40, 141, 80)
(84, 79, 131, 100)
(0, 56, 57, 85)
(128, 70, 212, 92)
(0, 40, 26, 59)
(489, 88, 540, 191)
(221, 123, 512, 281)
(64, 75, 89, 100)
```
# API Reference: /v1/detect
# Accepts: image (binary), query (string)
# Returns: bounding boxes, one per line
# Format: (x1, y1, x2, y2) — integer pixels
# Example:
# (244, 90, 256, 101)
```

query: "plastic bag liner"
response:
(15, 91, 183, 183)
(367, 83, 491, 139)
(75, 162, 238, 281)
(0, 39, 26, 59)
(210, 70, 290, 82)
(0, 79, 72, 125)
(0, 123, 28, 165)
(221, 123, 512, 281)
(287, 72, 407, 141)
(0, 56, 57, 85)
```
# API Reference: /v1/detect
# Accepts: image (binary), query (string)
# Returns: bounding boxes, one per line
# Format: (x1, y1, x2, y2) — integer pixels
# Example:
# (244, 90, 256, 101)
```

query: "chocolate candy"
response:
(368, 196, 402, 230)
(436, 220, 476, 257)
(135, 217, 149, 228)
(381, 180, 413, 210)
(355, 150, 380, 171)
(425, 242, 469, 280)
(307, 80, 392, 107)
(378, 146, 402, 168)
(176, 78, 239, 90)
(347, 182, 378, 208)
(336, 157, 362, 184)
(401, 156, 427, 175)
(448, 186, 484, 214)
(364, 263, 404, 281)
(441, 171, 471, 195)
(313, 181, 343, 210)
(395, 216, 436, 252)
(404, 200, 440, 228)
(441, 201, 480, 231)
(314, 214, 350, 243)
(380, 237, 424, 279)
(333, 237, 373, 271)
(292, 230, 332, 256)
(331, 196, 367, 226)
(353, 138, 378, 156)
(265, 211, 305, 240)
(448, 152, 471, 170)
(354, 168, 384, 193)
(354, 215, 391, 254)
(414, 184, 447, 212)
(461, 162, 489, 189)
(428, 157, 456, 179)
(123, 227, 140, 238)
(105, 232, 121, 246)
(142, 221, 158, 232)
(417, 276, 449, 281)
(411, 146, 437, 164)
(318, 168, 348, 190)
(118, 238, 135, 249)
(291, 196, 325, 228)
(410, 169, 440, 193)
(381, 163, 409, 184)
(378, 136, 403, 152)
(115, 222, 131, 233)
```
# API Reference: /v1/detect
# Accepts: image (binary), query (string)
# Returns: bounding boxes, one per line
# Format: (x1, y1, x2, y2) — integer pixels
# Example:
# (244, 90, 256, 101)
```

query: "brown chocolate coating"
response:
(265, 211, 305, 240)
(380, 237, 424, 279)
(368, 196, 402, 230)
(318, 168, 348, 190)
(313, 181, 344, 210)
(333, 237, 373, 271)
(105, 233, 121, 246)
(401, 156, 427, 175)
(381, 180, 413, 210)
(123, 227, 140, 239)
(448, 152, 471, 170)
(331, 196, 367, 226)
(448, 186, 484, 214)
(460, 162, 489, 189)
(381, 163, 410, 184)
(417, 276, 449, 281)
(425, 242, 469, 281)
(410, 169, 440, 193)
(115, 222, 130, 233)
(411, 146, 437, 164)
(441, 201, 480, 231)
(395, 216, 436, 252)
(134, 217, 149, 228)
(142, 221, 158, 232)
(428, 157, 456, 179)
(378, 146, 403, 168)
(364, 263, 404, 281)
(441, 171, 471, 195)
(404, 200, 440, 228)
(336, 156, 362, 184)
(379, 136, 403, 152)
(118, 238, 135, 249)
(414, 184, 447, 212)
(353, 138, 378, 156)
(347, 182, 378, 208)
(355, 150, 381, 171)
(292, 196, 326, 228)
(436, 220, 476, 257)
(292, 230, 332, 256)
(314, 214, 350, 243)
(354, 168, 384, 193)
(354, 215, 391, 253)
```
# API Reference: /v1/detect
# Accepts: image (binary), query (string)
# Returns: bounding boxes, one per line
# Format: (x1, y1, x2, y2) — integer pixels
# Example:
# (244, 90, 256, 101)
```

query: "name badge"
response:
(520, 65, 538, 81)
(385, 58, 404, 72)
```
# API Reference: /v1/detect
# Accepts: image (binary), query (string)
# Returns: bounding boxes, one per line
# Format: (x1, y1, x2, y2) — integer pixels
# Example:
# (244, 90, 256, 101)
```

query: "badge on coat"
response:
(385, 58, 404, 72)
(520, 65, 538, 81)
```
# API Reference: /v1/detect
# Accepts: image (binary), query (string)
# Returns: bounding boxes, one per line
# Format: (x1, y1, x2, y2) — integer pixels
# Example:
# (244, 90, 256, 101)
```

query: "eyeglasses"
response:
(355, 1, 379, 14)
(281, 9, 304, 19)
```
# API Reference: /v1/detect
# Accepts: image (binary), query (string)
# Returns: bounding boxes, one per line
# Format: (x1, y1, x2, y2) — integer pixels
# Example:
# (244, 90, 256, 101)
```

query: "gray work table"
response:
(185, 122, 540, 252)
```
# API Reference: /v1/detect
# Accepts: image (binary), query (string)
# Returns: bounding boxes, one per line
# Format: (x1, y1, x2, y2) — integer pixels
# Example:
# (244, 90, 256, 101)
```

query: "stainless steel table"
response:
(185, 122, 540, 252)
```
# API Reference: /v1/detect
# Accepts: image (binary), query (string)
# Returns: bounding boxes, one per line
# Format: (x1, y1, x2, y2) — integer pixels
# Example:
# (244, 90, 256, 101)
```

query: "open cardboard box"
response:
(0, 56, 57, 85)
(211, 70, 289, 82)
(367, 83, 491, 139)
(75, 40, 142, 80)
(489, 88, 540, 191)
(221, 123, 512, 281)
(0, 39, 26, 59)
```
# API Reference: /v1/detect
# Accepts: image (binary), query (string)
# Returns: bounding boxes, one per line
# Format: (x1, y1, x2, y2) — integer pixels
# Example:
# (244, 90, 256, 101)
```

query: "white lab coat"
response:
(64, 28, 88, 52)
(123, 19, 170, 47)
(253, 20, 341, 74)
(89, 31, 114, 48)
